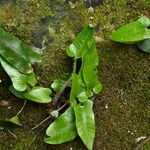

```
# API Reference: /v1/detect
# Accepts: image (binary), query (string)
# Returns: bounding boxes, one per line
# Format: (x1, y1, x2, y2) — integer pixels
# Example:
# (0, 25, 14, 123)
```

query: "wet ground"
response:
(0, 0, 150, 150)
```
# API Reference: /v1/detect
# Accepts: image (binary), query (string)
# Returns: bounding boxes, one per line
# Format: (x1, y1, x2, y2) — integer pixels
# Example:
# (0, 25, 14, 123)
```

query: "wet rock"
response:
(32, 29, 48, 37)
(84, 0, 104, 8)
(52, 5, 69, 29)
(32, 29, 48, 48)
(0, 0, 8, 5)
(40, 16, 51, 25)
(68, 1, 76, 9)
(13, 0, 27, 9)
(110, 18, 117, 25)
(33, 39, 42, 49)
(46, 36, 55, 45)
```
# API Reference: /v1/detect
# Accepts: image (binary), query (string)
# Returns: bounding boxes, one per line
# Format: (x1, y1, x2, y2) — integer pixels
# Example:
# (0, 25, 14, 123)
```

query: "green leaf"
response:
(0, 116, 22, 128)
(80, 40, 102, 97)
(0, 42, 33, 74)
(66, 26, 94, 58)
(8, 115, 22, 126)
(144, 0, 150, 3)
(137, 38, 150, 52)
(51, 79, 65, 92)
(0, 57, 37, 91)
(138, 16, 150, 27)
(70, 73, 88, 106)
(69, 75, 95, 150)
(44, 107, 77, 144)
(9, 86, 25, 99)
(24, 87, 52, 103)
(74, 100, 95, 150)
(0, 27, 42, 73)
(69, 74, 95, 150)
(111, 16, 150, 43)
(140, 141, 150, 150)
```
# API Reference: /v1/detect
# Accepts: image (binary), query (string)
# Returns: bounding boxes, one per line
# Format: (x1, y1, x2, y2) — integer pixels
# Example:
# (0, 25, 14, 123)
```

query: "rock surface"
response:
(0, 0, 150, 150)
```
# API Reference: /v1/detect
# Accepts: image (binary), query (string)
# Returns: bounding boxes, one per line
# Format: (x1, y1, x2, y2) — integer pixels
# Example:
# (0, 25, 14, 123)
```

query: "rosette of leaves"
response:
(111, 16, 150, 52)
(45, 26, 103, 150)
(0, 27, 52, 103)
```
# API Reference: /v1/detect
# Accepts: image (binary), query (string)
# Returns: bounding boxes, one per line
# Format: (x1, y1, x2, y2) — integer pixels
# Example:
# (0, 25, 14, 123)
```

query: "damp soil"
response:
(0, 0, 150, 150)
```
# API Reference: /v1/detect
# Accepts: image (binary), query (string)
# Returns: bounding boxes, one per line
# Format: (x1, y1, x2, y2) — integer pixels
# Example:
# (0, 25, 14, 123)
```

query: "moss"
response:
(0, 0, 54, 45)
(0, 0, 150, 149)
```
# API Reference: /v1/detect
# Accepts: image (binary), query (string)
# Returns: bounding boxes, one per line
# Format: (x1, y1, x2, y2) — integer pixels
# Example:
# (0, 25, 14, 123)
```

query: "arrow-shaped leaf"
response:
(0, 57, 37, 91)
(45, 107, 77, 144)
(66, 26, 94, 58)
(0, 27, 41, 74)
(8, 115, 22, 126)
(0, 41, 33, 74)
(80, 39, 102, 97)
(112, 16, 150, 43)
(70, 73, 88, 106)
(51, 79, 65, 92)
(24, 87, 52, 103)
(74, 100, 95, 150)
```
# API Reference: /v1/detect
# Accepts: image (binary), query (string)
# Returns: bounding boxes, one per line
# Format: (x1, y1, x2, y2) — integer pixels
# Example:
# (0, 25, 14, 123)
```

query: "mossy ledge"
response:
(0, 0, 150, 149)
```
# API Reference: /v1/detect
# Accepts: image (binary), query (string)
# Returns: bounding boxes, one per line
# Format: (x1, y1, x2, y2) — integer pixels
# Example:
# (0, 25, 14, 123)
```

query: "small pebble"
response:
(88, 6, 94, 13)
(89, 16, 94, 21)
(0, 100, 10, 107)
(69, 1, 76, 9)
(135, 136, 146, 142)
(8, 106, 11, 109)
(105, 104, 109, 109)
(94, 36, 105, 43)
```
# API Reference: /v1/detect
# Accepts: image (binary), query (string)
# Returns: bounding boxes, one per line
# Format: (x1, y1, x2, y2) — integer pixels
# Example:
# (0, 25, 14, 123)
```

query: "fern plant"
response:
(0, 25, 102, 150)
(0, 27, 52, 128)
(112, 16, 150, 53)
(0, 27, 52, 103)
(44, 25, 102, 150)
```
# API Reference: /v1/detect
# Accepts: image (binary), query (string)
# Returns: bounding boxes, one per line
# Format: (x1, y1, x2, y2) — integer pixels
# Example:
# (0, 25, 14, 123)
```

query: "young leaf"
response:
(80, 40, 102, 97)
(24, 87, 52, 103)
(45, 107, 77, 144)
(50, 110, 59, 118)
(51, 79, 65, 92)
(70, 73, 88, 106)
(69, 75, 95, 150)
(74, 100, 95, 150)
(137, 38, 150, 52)
(0, 27, 41, 71)
(112, 16, 150, 43)
(0, 57, 37, 91)
(138, 16, 150, 27)
(8, 115, 22, 126)
(66, 26, 94, 58)
(0, 116, 22, 128)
